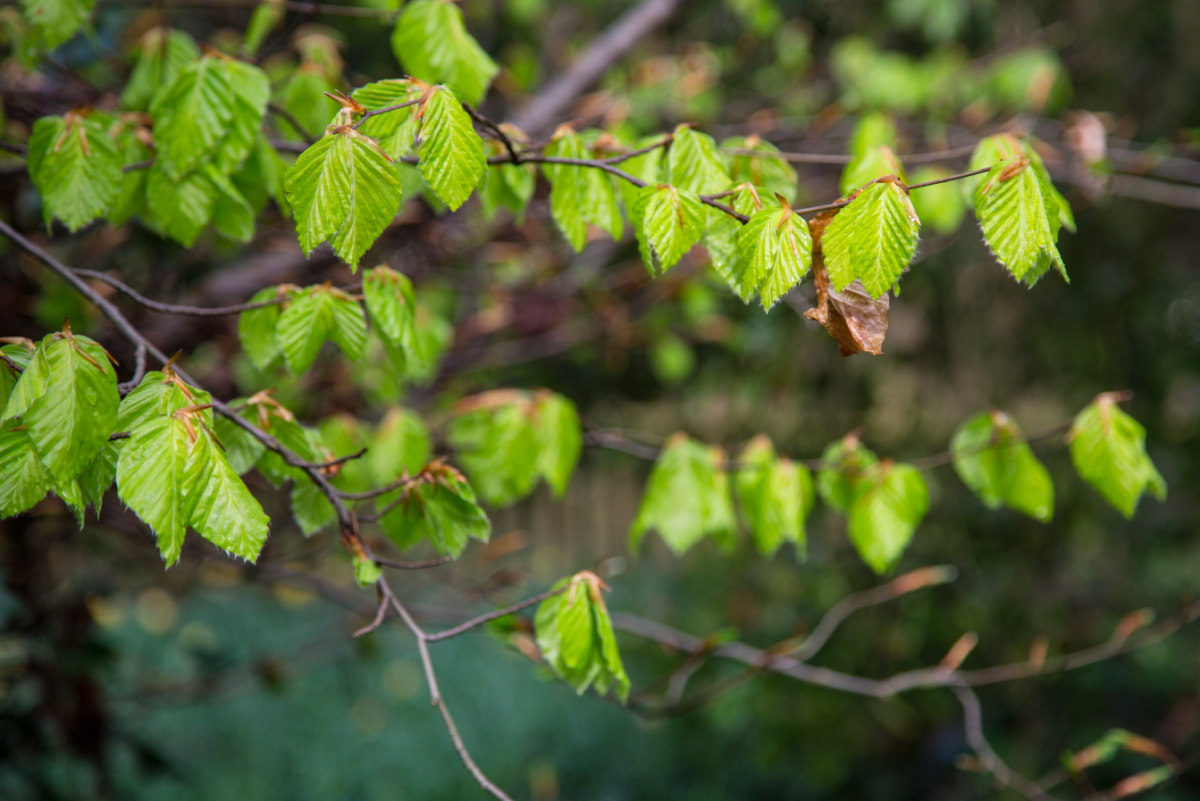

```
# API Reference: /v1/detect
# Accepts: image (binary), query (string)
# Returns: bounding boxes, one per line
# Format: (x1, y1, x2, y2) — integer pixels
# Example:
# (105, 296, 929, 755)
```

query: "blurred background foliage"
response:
(3, 0, 1200, 799)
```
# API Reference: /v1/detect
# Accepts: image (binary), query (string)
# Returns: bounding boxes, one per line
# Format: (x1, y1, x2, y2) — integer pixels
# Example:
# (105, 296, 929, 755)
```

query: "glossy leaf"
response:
(184, 426, 270, 561)
(275, 285, 367, 375)
(736, 203, 813, 310)
(823, 178, 920, 299)
(417, 86, 486, 211)
(974, 155, 1066, 286)
(353, 79, 422, 160)
(668, 125, 730, 195)
(390, 0, 497, 106)
(116, 415, 191, 566)
(0, 421, 52, 518)
(364, 266, 416, 348)
(634, 184, 706, 274)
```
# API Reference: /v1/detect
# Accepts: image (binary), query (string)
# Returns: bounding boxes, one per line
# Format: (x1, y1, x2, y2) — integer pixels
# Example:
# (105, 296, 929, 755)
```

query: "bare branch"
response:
(75, 269, 288, 317)
(425, 587, 565, 642)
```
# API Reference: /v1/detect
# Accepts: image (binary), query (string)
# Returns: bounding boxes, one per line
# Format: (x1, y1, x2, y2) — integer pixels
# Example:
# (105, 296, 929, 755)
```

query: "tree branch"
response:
(425, 587, 565, 642)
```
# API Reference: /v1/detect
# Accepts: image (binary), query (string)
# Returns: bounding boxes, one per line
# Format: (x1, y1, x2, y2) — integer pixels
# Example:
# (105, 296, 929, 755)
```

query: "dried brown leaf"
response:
(804, 208, 891, 356)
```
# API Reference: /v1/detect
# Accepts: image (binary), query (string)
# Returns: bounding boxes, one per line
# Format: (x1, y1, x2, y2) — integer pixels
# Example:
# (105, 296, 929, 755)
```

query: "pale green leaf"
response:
(629, 433, 733, 555)
(2, 343, 50, 423)
(243, 0, 283, 57)
(0, 421, 52, 518)
(367, 407, 430, 486)
(532, 392, 582, 497)
(152, 55, 235, 179)
(353, 79, 422, 160)
(418, 85, 486, 211)
(390, 0, 498, 106)
(840, 144, 906, 195)
(237, 285, 293, 371)
(848, 111, 898, 158)
(206, 164, 257, 243)
(27, 114, 121, 232)
(706, 183, 768, 302)
(735, 435, 812, 558)
(379, 466, 489, 557)
(213, 59, 271, 175)
(723, 135, 798, 203)
(24, 334, 119, 485)
(275, 285, 366, 375)
(21, 0, 93, 49)
(144, 163, 216, 247)
(213, 414, 265, 476)
(121, 27, 199, 111)
(848, 461, 928, 574)
(535, 574, 629, 701)
(823, 178, 921, 299)
(668, 125, 730, 195)
(1069, 394, 1167, 518)
(363, 265, 416, 347)
(909, 166, 967, 234)
(447, 399, 539, 507)
(117, 370, 213, 434)
(817, 434, 878, 513)
(183, 426, 270, 561)
(951, 411, 1053, 521)
(736, 203, 813, 310)
(291, 478, 336, 536)
(116, 415, 190, 566)
(974, 156, 1066, 286)
(636, 184, 706, 274)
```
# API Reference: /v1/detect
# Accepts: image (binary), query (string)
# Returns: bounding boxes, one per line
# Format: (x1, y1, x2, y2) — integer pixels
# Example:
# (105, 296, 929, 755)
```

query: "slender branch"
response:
(379, 577, 515, 801)
(353, 593, 391, 638)
(425, 587, 565, 643)
(601, 135, 672, 165)
(374, 555, 454, 570)
(462, 102, 522, 164)
(98, 0, 392, 18)
(904, 166, 990, 190)
(723, 142, 979, 166)
(75, 269, 287, 317)
(953, 684, 1056, 801)
(311, 447, 367, 469)
(117, 341, 147, 394)
(352, 98, 421, 131)
(337, 472, 422, 501)
(268, 103, 317, 144)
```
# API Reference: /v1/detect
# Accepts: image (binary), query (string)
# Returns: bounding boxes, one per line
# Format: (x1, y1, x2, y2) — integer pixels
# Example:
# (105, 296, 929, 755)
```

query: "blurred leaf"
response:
(841, 144, 906, 195)
(448, 396, 538, 507)
(21, 0, 92, 49)
(368, 407, 430, 485)
(532, 392, 582, 498)
(951, 411, 1053, 521)
(630, 433, 735, 555)
(735, 435, 813, 558)
(238, 285, 295, 371)
(723, 135, 797, 203)
(27, 113, 121, 232)
(390, 0, 498, 106)
(817, 433, 878, 513)
(121, 27, 199, 111)
(535, 572, 629, 701)
(275, 285, 367, 375)
(908, 166, 966, 234)
(1069, 394, 1167, 518)
(379, 463, 489, 557)
(848, 461, 928, 573)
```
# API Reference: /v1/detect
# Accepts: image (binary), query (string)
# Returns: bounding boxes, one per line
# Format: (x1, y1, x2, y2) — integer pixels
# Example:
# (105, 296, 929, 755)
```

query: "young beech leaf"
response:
(152, 55, 235, 179)
(275, 284, 367, 375)
(0, 422, 52, 518)
(401, 301, 454, 384)
(735, 435, 814, 559)
(840, 145, 907, 195)
(707, 184, 768, 302)
(363, 266, 416, 347)
(27, 113, 122, 232)
(823, 177, 921, 300)
(353, 79, 422, 160)
(805, 208, 892, 357)
(116, 415, 191, 565)
(951, 411, 1054, 521)
(144, 164, 216, 247)
(580, 132, 624, 240)
(390, 0, 498, 106)
(236, 395, 320, 487)
(447, 395, 539, 507)
(480, 139, 537, 223)
(723, 134, 798, 203)
(2, 343, 51, 423)
(668, 125, 731, 195)
(543, 127, 589, 251)
(367, 406, 430, 486)
(117, 370, 213, 436)
(285, 127, 404, 270)
(237, 285, 296, 371)
(974, 156, 1066, 286)
(78, 442, 118, 516)
(184, 426, 270, 562)
(634, 184, 706, 274)
(618, 135, 668, 214)
(417, 86, 486, 211)
(817, 433, 879, 513)
(535, 572, 630, 701)
(213, 415, 265, 476)
(242, 0, 283, 57)
(108, 122, 153, 227)
(736, 202, 813, 310)
(291, 478, 335, 536)
(630, 433, 735, 555)
(908, 166, 967, 234)
(848, 111, 898, 159)
(378, 463, 490, 557)
(1069, 393, 1167, 518)
(22, 0, 94, 49)
(532, 392, 582, 498)
(23, 332, 119, 486)
(848, 461, 928, 574)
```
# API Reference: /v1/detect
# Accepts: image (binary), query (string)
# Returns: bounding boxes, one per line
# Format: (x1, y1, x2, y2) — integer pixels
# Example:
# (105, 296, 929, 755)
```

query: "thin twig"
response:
(75, 269, 287, 317)
(462, 102, 522, 164)
(268, 103, 317, 144)
(425, 587, 565, 642)
(117, 341, 147, 394)
(353, 594, 390, 637)
(374, 555, 454, 570)
(953, 684, 1056, 801)
(352, 98, 420, 131)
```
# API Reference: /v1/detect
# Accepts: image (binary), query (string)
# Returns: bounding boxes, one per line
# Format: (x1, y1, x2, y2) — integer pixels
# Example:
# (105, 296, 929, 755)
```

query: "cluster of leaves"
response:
(236, 266, 451, 381)
(1, 326, 268, 565)
(629, 395, 1165, 573)
(535, 571, 630, 701)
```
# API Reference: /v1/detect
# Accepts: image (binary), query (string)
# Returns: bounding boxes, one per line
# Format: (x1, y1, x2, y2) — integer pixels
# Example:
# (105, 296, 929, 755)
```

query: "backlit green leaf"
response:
(367, 407, 430, 485)
(823, 178, 920, 299)
(116, 415, 190, 566)
(184, 426, 270, 561)
(951, 411, 1054, 521)
(840, 144, 906, 195)
(121, 27, 199, 111)
(21, 0, 93, 49)
(908, 166, 967, 234)
(736, 203, 813, 310)
(448, 396, 538, 507)
(417, 86, 486, 211)
(974, 155, 1066, 286)
(1069, 393, 1167, 518)
(152, 54, 235, 179)
(237, 285, 294, 371)
(363, 265, 416, 347)
(668, 125, 730, 195)
(390, 0, 498, 106)
(532, 392, 582, 497)
(275, 284, 366, 375)
(378, 464, 489, 557)
(723, 135, 798, 203)
(27, 114, 121, 232)
(735, 435, 814, 558)
(848, 461, 928, 574)
(635, 184, 706, 274)
(535, 572, 629, 701)
(0, 421, 52, 518)
(353, 79, 422, 159)
(817, 434, 878, 513)
(630, 433, 734, 555)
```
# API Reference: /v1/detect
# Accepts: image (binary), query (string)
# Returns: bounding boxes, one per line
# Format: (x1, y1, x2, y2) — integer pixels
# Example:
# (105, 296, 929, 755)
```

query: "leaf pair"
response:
(535, 571, 630, 701)
(238, 283, 365, 374)
(1, 328, 118, 521)
(543, 127, 624, 251)
(629, 433, 736, 555)
(376, 461, 490, 557)
(734, 436, 815, 558)
(818, 434, 928, 574)
(446, 390, 583, 507)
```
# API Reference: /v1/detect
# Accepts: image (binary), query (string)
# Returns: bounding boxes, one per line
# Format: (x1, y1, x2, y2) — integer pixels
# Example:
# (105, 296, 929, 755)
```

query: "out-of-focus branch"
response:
(508, 0, 694, 135)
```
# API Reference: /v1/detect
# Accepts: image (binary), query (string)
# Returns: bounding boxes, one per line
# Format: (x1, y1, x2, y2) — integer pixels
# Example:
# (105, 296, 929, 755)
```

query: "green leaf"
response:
(417, 85, 486, 211)
(237, 398, 319, 487)
(0, 421, 52, 518)
(275, 285, 366, 375)
(706, 184, 767, 302)
(237, 285, 293, 371)
(2, 343, 50, 423)
(908, 166, 967, 234)
(618, 135, 667, 214)
(736, 203, 813, 310)
(629, 433, 734, 555)
(543, 128, 588, 251)
(532, 392, 582, 497)
(213, 59, 271, 176)
(354, 550, 381, 587)
(353, 79, 422, 159)
(823, 178, 921, 299)
(206, 164, 257, 243)
(367, 407, 430, 485)
(974, 156, 1066, 286)
(635, 184, 706, 274)
(117, 370, 213, 433)
(24, 333, 119, 486)
(116, 415, 190, 566)
(183, 426, 270, 561)
(213, 414, 265, 476)
(290, 478, 335, 536)
(951, 411, 1054, 521)
(390, 0, 498, 106)
(121, 27, 199, 111)
(274, 64, 340, 142)
(379, 464, 489, 556)
(152, 54, 235, 179)
(21, 0, 93, 49)
(480, 139, 536, 223)
(285, 128, 404, 269)
(78, 441, 118, 515)
(144, 163, 216, 247)
(723, 135, 798, 204)
(668, 125, 730, 195)
(27, 114, 122, 232)
(1069, 394, 1167, 518)
(401, 301, 453, 384)
(840, 144, 907, 195)
(848, 461, 928, 574)
(735, 435, 813, 558)
(108, 122, 153, 227)
(363, 265, 416, 347)
(848, 111, 898, 158)
(817, 434, 878, 514)
(447, 396, 539, 507)
(535, 573, 629, 701)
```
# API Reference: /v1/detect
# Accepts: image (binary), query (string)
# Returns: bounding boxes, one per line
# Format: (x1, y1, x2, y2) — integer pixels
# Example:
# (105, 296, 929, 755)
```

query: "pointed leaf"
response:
(418, 86, 486, 211)
(823, 178, 920, 299)
(237, 285, 293, 371)
(183, 427, 270, 561)
(363, 265, 416, 347)
(951, 411, 1054, 521)
(736, 203, 813, 310)
(390, 0, 498, 106)
(152, 54, 235, 179)
(0, 421, 52, 518)
(629, 433, 733, 555)
(116, 415, 190, 566)
(27, 114, 121, 232)
(532, 392, 582, 497)
(974, 156, 1066, 286)
(636, 185, 705, 273)
(848, 462, 928, 574)
(668, 126, 730, 195)
(1069, 394, 1167, 518)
